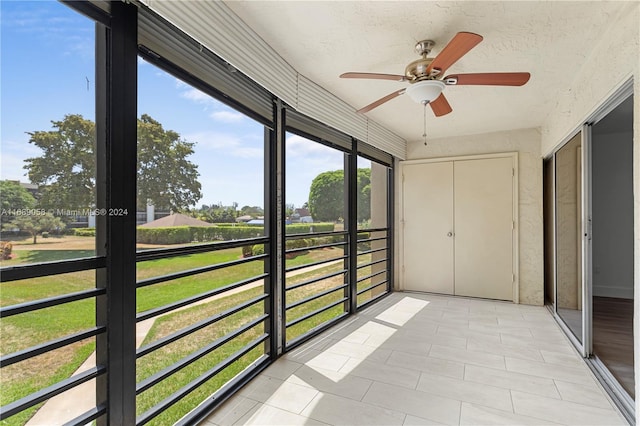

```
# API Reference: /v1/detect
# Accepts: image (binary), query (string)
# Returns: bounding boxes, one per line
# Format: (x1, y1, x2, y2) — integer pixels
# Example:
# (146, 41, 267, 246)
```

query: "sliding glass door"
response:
(545, 83, 634, 421)
(554, 131, 585, 346)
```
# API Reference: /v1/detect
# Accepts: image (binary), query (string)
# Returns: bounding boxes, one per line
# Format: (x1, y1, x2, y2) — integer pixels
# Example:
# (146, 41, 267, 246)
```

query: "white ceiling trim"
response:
(139, 0, 407, 159)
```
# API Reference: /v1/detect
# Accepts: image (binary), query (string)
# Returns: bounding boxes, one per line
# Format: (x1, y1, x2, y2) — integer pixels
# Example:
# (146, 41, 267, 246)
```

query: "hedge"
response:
(285, 223, 334, 235)
(74, 228, 96, 237)
(135, 223, 336, 245)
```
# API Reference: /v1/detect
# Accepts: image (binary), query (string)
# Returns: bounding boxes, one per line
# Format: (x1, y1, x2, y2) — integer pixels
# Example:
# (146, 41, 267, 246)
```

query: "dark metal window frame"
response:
(0, 1, 395, 424)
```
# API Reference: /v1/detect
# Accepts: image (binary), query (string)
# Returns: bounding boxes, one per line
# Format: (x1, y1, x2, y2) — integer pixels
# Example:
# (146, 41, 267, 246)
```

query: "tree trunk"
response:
(32, 233, 37, 244)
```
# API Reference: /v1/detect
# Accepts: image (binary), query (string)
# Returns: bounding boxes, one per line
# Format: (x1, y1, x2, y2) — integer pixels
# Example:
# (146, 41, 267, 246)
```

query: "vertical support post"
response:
(275, 101, 286, 353)
(348, 141, 359, 313)
(387, 164, 395, 293)
(264, 115, 278, 359)
(95, 21, 108, 426)
(104, 3, 138, 424)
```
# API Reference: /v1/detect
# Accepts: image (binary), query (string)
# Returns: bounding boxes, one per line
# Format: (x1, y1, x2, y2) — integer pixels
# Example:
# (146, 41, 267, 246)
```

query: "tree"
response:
(24, 113, 202, 212)
(307, 169, 371, 222)
(356, 168, 371, 222)
(4, 213, 65, 244)
(137, 114, 202, 210)
(0, 181, 36, 212)
(24, 114, 95, 210)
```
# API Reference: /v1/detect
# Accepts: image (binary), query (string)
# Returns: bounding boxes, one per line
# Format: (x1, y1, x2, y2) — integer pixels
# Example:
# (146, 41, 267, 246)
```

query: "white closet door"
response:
(402, 162, 454, 294)
(454, 157, 514, 300)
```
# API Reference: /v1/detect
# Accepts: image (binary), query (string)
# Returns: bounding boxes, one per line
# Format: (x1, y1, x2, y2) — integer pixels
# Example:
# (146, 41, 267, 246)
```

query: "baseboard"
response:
(592, 285, 634, 299)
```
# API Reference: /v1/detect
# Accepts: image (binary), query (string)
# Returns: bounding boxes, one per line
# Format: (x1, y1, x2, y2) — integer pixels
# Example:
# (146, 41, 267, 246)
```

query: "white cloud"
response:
(183, 131, 241, 150)
(180, 87, 213, 104)
(210, 110, 244, 123)
(231, 147, 263, 158)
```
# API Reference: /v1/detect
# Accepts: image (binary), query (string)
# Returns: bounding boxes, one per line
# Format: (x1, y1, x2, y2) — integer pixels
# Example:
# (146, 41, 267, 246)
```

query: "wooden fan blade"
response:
(340, 72, 406, 82)
(427, 32, 483, 75)
(444, 72, 530, 86)
(357, 89, 406, 114)
(429, 93, 452, 117)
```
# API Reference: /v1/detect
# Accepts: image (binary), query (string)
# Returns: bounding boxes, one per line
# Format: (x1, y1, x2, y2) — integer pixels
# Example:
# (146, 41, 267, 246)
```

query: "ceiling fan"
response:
(340, 32, 531, 117)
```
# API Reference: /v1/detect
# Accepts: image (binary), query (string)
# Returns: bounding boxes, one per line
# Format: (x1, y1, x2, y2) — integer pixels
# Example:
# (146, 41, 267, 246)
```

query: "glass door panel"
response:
(555, 132, 583, 342)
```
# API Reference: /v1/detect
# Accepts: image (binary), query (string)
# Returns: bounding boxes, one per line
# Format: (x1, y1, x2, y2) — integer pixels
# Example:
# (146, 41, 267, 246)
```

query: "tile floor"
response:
(201, 292, 628, 426)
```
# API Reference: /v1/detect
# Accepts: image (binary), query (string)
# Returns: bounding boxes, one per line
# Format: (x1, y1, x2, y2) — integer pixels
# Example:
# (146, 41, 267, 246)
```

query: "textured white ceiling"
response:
(224, 1, 627, 145)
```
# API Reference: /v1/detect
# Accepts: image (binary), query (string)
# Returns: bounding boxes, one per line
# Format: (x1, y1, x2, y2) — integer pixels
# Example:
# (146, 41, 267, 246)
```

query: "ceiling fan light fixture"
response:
(406, 80, 446, 104)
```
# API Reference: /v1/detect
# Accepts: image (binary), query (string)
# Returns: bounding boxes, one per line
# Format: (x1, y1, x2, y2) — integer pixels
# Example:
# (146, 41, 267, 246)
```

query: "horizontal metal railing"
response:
(355, 228, 391, 309)
(136, 272, 267, 322)
(136, 253, 267, 289)
(0, 287, 105, 318)
(0, 366, 106, 421)
(136, 335, 269, 425)
(283, 231, 350, 348)
(133, 239, 273, 425)
(285, 254, 347, 273)
(285, 269, 347, 292)
(0, 256, 105, 282)
(136, 312, 268, 394)
(286, 284, 348, 311)
(1, 326, 105, 368)
(136, 237, 268, 262)
(286, 297, 348, 328)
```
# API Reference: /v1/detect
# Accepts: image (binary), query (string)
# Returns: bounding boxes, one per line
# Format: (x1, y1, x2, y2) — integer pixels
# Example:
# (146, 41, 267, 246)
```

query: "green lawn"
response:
(0, 245, 351, 425)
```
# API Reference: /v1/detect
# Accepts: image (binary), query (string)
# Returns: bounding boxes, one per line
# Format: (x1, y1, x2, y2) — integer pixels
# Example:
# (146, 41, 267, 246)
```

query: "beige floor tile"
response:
(436, 325, 503, 343)
(202, 396, 258, 426)
(234, 403, 328, 426)
(363, 333, 432, 355)
(554, 380, 615, 409)
(459, 402, 560, 425)
(301, 391, 405, 425)
(261, 358, 303, 379)
(285, 364, 373, 401)
(386, 350, 465, 379)
(511, 390, 627, 425)
(505, 357, 593, 385)
(396, 329, 468, 350)
(305, 351, 351, 372)
(239, 376, 318, 414)
(200, 293, 626, 426)
(429, 344, 506, 370)
(466, 338, 545, 362)
(468, 322, 534, 337)
(540, 349, 584, 367)
(463, 364, 560, 398)
(341, 330, 371, 344)
(499, 334, 577, 354)
(324, 339, 392, 363)
(339, 357, 421, 389)
(362, 381, 461, 425)
(416, 372, 513, 412)
(403, 414, 446, 425)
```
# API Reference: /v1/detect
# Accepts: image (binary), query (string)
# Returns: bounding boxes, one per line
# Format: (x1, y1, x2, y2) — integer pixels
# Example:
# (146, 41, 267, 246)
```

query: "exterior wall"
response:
(537, 2, 639, 415)
(396, 127, 543, 305)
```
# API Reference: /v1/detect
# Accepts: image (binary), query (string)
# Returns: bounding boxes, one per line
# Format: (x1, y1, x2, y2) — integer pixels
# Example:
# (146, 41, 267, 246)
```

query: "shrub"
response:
(242, 245, 254, 257)
(41, 232, 49, 238)
(74, 228, 96, 237)
(252, 244, 265, 256)
(136, 226, 192, 245)
(285, 222, 334, 235)
(0, 241, 12, 260)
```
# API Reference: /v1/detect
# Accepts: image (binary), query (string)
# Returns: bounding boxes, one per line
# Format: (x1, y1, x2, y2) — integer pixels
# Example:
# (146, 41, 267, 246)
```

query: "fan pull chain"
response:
(422, 101, 428, 146)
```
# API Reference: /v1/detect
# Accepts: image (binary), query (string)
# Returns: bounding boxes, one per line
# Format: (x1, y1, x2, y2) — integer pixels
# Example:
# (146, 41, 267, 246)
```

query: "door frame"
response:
(544, 77, 634, 423)
(398, 152, 520, 303)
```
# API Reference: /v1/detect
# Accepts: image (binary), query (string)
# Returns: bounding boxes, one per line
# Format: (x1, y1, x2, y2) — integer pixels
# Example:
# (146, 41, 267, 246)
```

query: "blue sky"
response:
(1, 1, 357, 210)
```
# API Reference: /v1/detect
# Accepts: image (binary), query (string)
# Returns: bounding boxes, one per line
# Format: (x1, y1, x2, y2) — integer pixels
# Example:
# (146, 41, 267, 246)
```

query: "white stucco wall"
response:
(537, 2, 639, 416)
(397, 127, 543, 305)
